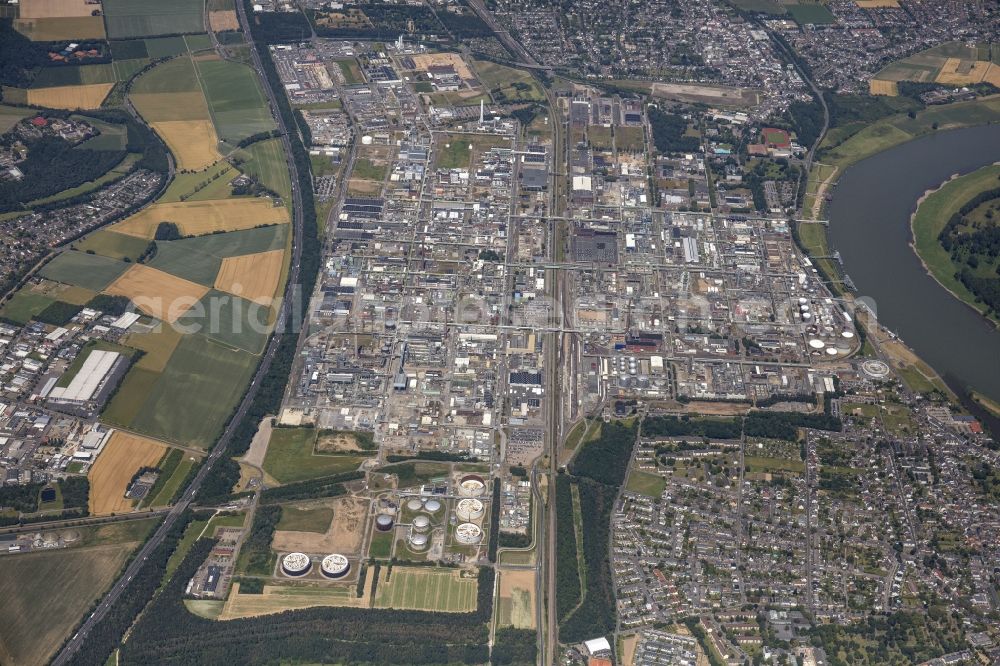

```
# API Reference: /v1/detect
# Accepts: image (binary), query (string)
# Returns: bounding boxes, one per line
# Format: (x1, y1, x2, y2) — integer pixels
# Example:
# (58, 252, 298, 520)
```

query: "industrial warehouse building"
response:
(44, 350, 129, 417)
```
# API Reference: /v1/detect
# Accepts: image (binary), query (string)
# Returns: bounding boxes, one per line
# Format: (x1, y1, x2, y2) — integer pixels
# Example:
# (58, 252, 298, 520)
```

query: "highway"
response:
(51, 8, 306, 664)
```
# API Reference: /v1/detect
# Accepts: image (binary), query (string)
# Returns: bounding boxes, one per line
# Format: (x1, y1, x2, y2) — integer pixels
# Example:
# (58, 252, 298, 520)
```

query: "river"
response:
(826, 123, 1000, 405)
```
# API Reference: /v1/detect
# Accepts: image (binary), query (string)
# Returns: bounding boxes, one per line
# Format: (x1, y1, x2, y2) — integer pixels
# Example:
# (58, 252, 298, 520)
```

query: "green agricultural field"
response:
(164, 518, 210, 578)
(377, 461, 452, 489)
(77, 117, 129, 150)
(147, 454, 197, 507)
(147, 241, 223, 286)
(113, 57, 151, 82)
(910, 164, 1000, 322)
(176, 289, 271, 354)
(785, 2, 836, 25)
(373, 567, 478, 612)
(238, 138, 293, 200)
(131, 55, 201, 95)
(276, 505, 335, 532)
(73, 229, 152, 261)
(726, 0, 787, 13)
(102, 0, 205, 39)
(0, 105, 31, 133)
(0, 543, 139, 666)
(262, 428, 369, 484)
(102, 366, 160, 426)
(159, 160, 238, 202)
(159, 224, 289, 258)
(368, 530, 393, 559)
(126, 333, 258, 447)
(196, 59, 276, 144)
(472, 59, 544, 103)
(39, 251, 131, 291)
(0, 291, 56, 324)
(110, 39, 151, 60)
(31, 64, 115, 88)
(144, 36, 190, 58)
(624, 470, 667, 497)
(185, 33, 214, 53)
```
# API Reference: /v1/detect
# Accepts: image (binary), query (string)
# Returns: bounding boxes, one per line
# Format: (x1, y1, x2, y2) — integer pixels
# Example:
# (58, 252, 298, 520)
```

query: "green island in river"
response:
(910, 164, 1000, 326)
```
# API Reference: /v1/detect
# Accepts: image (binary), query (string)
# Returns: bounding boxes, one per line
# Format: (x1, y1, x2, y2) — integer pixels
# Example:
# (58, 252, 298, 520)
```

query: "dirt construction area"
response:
(105, 264, 209, 323)
(18, 0, 100, 18)
(214, 249, 284, 304)
(27, 83, 113, 110)
(410, 52, 475, 80)
(271, 496, 369, 555)
(88, 430, 167, 515)
(150, 120, 222, 171)
(316, 431, 365, 453)
(498, 569, 536, 629)
(113, 198, 290, 238)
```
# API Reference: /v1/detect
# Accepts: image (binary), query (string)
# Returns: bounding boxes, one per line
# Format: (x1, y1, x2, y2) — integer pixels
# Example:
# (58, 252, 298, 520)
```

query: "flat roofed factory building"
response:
(46, 350, 129, 417)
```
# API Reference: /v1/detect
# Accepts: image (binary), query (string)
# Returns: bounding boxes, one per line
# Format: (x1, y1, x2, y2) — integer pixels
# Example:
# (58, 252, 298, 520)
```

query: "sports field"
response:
(88, 430, 168, 515)
(497, 569, 536, 629)
(106, 264, 209, 323)
(373, 567, 478, 612)
(39, 250, 131, 291)
(0, 543, 138, 666)
(262, 428, 369, 484)
(214, 249, 284, 304)
(102, 0, 205, 38)
(196, 59, 276, 144)
(113, 198, 290, 238)
(124, 334, 258, 447)
(26, 83, 113, 109)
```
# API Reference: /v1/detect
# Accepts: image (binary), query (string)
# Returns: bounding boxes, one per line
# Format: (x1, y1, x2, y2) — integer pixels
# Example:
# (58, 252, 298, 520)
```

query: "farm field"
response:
(497, 569, 536, 629)
(147, 241, 224, 286)
(219, 581, 370, 619)
(262, 428, 369, 484)
(785, 2, 837, 24)
(152, 120, 222, 171)
(39, 250, 131, 291)
(0, 105, 31, 133)
(88, 430, 168, 515)
(146, 452, 197, 507)
(102, 0, 205, 38)
(158, 160, 238, 203)
(373, 566, 478, 612)
(175, 289, 271, 354)
(124, 334, 258, 447)
(112, 198, 289, 238)
(105, 264, 209, 323)
(214, 249, 284, 304)
(236, 138, 293, 199)
(0, 290, 56, 324)
(14, 15, 105, 40)
(17, 0, 98, 18)
(0, 543, 138, 666)
(25, 83, 113, 110)
(276, 505, 335, 533)
(872, 42, 1000, 89)
(157, 224, 289, 258)
(125, 324, 184, 372)
(195, 59, 276, 145)
(73, 228, 153, 261)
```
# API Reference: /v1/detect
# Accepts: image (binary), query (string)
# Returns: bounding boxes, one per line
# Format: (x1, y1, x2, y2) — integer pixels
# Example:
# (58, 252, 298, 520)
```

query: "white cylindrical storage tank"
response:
(424, 499, 442, 514)
(412, 514, 431, 532)
(409, 532, 429, 551)
(406, 497, 424, 512)
(808, 339, 824, 350)
(826, 347, 838, 356)
(456, 498, 485, 521)
(458, 475, 486, 497)
(375, 513, 394, 532)
(455, 523, 483, 545)
(802, 312, 812, 321)
(841, 331, 855, 339)
(320, 554, 350, 579)
(361, 135, 373, 145)
(281, 552, 311, 577)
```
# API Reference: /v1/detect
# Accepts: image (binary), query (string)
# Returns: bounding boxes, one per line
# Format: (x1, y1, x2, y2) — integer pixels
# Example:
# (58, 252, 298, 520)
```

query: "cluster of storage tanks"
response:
(404, 496, 443, 551)
(797, 297, 855, 357)
(280, 552, 351, 579)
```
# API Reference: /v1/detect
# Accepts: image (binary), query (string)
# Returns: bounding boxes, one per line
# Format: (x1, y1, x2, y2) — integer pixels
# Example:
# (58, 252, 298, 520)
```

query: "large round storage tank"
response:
(406, 497, 424, 512)
(458, 475, 485, 497)
(281, 552, 311, 577)
(456, 498, 485, 521)
(412, 514, 431, 532)
(375, 514, 394, 532)
(320, 554, 350, 579)
(455, 523, 483, 545)
(409, 532, 429, 551)
(424, 499, 442, 514)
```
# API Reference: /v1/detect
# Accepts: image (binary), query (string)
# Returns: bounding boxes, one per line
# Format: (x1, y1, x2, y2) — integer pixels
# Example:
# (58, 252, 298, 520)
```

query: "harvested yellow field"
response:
(869, 79, 898, 96)
(935, 58, 990, 85)
(209, 10, 240, 31)
(14, 15, 106, 40)
(854, 0, 898, 6)
(219, 581, 371, 620)
(151, 120, 222, 172)
(131, 92, 211, 122)
(498, 569, 536, 629)
(27, 83, 112, 110)
(106, 265, 209, 323)
(983, 63, 1000, 88)
(214, 249, 284, 304)
(125, 325, 183, 372)
(18, 0, 99, 18)
(88, 431, 167, 515)
(113, 198, 290, 239)
(411, 52, 474, 80)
